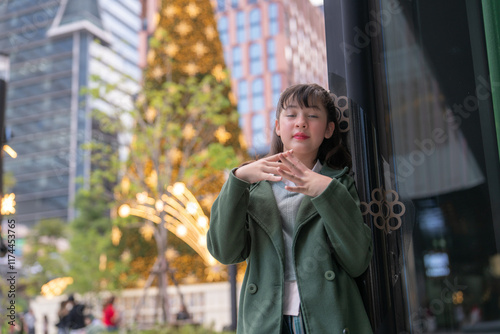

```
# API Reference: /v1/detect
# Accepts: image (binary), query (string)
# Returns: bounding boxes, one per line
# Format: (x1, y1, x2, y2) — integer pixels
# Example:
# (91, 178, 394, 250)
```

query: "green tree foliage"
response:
(21, 218, 68, 296)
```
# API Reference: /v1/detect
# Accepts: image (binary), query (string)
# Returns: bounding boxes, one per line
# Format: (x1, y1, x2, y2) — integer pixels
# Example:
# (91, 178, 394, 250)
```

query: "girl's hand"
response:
(234, 154, 285, 184)
(277, 150, 333, 197)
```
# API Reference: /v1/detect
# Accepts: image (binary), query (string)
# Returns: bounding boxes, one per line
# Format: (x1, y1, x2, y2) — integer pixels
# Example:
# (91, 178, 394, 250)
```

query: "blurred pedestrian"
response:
(56, 301, 70, 334)
(24, 309, 35, 334)
(66, 295, 86, 334)
(102, 296, 119, 331)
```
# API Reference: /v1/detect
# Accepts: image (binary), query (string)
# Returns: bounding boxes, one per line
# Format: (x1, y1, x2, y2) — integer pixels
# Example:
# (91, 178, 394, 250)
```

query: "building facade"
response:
(0, 0, 141, 228)
(213, 0, 328, 155)
(324, 0, 500, 332)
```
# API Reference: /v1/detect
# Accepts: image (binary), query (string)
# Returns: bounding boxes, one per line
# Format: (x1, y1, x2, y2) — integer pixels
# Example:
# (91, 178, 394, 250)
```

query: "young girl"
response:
(207, 84, 373, 334)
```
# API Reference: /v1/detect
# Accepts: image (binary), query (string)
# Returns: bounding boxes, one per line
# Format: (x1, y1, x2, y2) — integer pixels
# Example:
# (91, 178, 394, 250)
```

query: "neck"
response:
(295, 154, 317, 169)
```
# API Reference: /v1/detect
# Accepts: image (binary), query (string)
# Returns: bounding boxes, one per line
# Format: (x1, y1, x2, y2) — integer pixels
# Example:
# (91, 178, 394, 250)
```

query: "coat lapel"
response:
(247, 181, 285, 263)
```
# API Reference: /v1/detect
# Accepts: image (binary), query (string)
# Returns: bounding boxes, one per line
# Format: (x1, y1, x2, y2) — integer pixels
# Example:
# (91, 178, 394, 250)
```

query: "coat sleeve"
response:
(311, 174, 372, 277)
(207, 169, 252, 265)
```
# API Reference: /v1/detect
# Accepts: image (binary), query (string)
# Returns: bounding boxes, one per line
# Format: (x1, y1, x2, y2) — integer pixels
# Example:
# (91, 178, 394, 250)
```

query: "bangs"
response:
(278, 84, 326, 113)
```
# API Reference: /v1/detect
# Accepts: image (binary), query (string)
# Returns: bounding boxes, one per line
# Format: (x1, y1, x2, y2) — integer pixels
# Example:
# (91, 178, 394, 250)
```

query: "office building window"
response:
(271, 73, 281, 106)
(269, 3, 279, 35)
(238, 80, 249, 114)
(249, 8, 261, 40)
(218, 16, 229, 45)
(232, 46, 243, 78)
(252, 78, 264, 111)
(267, 39, 276, 72)
(217, 0, 225, 11)
(252, 113, 266, 149)
(237, 11, 246, 43)
(249, 43, 262, 75)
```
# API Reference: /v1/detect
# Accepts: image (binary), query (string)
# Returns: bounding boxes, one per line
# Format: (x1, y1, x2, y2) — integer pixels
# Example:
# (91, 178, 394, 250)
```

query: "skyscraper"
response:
(214, 0, 328, 155)
(0, 0, 141, 228)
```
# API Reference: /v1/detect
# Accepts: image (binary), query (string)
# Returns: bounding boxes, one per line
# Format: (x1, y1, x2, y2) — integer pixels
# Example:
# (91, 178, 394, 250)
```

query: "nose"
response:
(295, 114, 307, 128)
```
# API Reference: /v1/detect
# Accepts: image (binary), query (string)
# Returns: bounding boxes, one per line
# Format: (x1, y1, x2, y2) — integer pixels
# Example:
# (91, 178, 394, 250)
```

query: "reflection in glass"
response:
(375, 0, 500, 332)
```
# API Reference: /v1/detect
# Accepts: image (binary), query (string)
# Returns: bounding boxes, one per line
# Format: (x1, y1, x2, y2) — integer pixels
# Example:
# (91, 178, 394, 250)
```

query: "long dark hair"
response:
(269, 83, 352, 170)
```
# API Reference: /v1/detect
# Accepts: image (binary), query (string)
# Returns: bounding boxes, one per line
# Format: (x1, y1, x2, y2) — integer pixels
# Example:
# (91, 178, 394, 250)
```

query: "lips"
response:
(293, 132, 310, 140)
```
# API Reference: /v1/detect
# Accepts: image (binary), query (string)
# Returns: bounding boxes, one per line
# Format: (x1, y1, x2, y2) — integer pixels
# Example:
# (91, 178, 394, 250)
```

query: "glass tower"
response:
(0, 0, 141, 228)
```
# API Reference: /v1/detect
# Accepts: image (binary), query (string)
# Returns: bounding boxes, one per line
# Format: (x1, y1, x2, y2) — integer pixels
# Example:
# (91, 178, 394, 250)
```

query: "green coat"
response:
(207, 165, 373, 334)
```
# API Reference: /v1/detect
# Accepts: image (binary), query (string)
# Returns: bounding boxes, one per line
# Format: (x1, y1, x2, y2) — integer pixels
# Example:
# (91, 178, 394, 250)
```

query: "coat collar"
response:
(247, 165, 349, 261)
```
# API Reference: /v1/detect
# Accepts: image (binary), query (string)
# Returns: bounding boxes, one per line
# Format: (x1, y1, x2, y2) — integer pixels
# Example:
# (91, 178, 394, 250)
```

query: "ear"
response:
(325, 121, 335, 139)
(275, 118, 281, 137)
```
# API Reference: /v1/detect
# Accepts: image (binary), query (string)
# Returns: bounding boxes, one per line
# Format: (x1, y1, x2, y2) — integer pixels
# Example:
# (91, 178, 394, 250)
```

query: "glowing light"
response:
(41, 277, 74, 297)
(3, 145, 17, 158)
(186, 202, 197, 215)
(118, 204, 131, 218)
(172, 183, 186, 196)
(198, 235, 206, 247)
(185, 2, 201, 18)
(155, 200, 164, 212)
(140, 224, 155, 241)
(176, 225, 188, 237)
(111, 226, 122, 246)
(1, 193, 16, 215)
(197, 216, 208, 228)
(215, 126, 231, 144)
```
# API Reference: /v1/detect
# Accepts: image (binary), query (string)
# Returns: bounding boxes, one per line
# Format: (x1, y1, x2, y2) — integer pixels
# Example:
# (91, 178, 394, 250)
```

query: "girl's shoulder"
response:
(320, 165, 350, 179)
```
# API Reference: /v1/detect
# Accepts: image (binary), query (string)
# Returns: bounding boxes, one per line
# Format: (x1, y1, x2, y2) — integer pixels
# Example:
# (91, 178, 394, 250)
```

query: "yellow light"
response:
(111, 226, 122, 246)
(136, 192, 150, 204)
(99, 254, 107, 271)
(197, 216, 208, 228)
(1, 193, 16, 215)
(176, 225, 188, 237)
(118, 204, 131, 218)
(3, 145, 17, 158)
(198, 235, 206, 247)
(172, 183, 186, 196)
(140, 224, 155, 241)
(186, 202, 197, 215)
(41, 277, 74, 297)
(155, 200, 164, 212)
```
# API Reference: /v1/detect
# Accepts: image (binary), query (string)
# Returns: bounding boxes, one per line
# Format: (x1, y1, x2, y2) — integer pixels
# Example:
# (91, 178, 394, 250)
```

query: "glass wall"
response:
(368, 0, 500, 332)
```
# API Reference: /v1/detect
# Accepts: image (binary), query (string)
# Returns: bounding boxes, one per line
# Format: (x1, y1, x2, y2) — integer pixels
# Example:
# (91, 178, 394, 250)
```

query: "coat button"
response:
(324, 270, 336, 280)
(248, 283, 258, 294)
(343, 328, 350, 334)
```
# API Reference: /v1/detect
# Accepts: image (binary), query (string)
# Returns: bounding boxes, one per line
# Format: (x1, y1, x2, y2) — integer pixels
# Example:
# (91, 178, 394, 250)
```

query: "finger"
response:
(284, 185, 306, 194)
(277, 167, 303, 185)
(263, 173, 282, 182)
(265, 153, 282, 162)
(282, 151, 308, 170)
(279, 153, 302, 173)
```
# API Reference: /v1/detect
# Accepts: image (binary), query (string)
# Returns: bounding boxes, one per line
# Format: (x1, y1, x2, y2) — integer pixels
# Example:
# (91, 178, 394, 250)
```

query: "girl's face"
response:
(275, 98, 335, 167)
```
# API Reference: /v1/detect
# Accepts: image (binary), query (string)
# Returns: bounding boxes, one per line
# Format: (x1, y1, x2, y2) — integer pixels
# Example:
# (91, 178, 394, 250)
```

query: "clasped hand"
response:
(234, 150, 332, 197)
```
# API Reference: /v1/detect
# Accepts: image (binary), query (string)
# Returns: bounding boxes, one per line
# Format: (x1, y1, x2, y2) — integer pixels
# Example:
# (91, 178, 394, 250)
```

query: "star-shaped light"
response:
(184, 63, 199, 76)
(165, 43, 179, 57)
(211, 64, 227, 82)
(1, 193, 16, 215)
(140, 224, 155, 241)
(193, 42, 208, 57)
(176, 21, 192, 36)
(183, 123, 196, 140)
(215, 126, 232, 144)
(185, 2, 201, 18)
(164, 5, 179, 18)
(205, 26, 217, 40)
